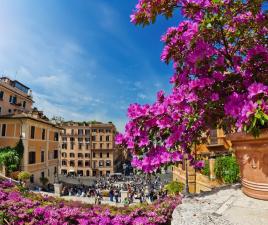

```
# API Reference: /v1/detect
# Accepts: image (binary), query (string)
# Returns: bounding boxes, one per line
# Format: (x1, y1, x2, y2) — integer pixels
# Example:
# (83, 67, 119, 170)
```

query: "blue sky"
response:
(0, 0, 181, 131)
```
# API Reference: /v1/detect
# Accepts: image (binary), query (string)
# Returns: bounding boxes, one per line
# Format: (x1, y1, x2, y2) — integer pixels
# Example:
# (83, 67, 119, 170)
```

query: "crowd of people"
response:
(60, 173, 170, 206)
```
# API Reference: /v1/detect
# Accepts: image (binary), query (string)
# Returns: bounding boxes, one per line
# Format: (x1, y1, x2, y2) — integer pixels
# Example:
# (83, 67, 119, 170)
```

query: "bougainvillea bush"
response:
(0, 181, 181, 225)
(116, 0, 268, 173)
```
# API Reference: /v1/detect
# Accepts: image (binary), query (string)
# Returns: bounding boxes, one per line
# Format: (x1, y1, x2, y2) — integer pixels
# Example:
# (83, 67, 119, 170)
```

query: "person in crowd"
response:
(114, 189, 119, 203)
(109, 188, 114, 202)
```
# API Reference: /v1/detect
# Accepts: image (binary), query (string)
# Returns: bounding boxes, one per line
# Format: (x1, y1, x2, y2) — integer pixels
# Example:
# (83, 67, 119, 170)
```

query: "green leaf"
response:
(263, 113, 268, 121)
(255, 112, 261, 119)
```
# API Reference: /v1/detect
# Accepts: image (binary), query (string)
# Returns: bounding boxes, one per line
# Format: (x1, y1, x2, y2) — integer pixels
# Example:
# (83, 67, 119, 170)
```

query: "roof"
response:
(0, 113, 63, 129)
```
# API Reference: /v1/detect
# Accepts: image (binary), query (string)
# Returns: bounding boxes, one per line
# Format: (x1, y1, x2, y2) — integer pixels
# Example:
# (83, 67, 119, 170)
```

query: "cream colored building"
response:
(0, 77, 33, 115)
(0, 111, 61, 185)
(60, 122, 121, 177)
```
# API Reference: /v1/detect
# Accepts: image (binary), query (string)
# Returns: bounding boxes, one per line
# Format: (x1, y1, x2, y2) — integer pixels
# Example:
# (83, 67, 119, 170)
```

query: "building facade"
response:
(0, 77, 33, 115)
(0, 112, 61, 185)
(60, 122, 120, 177)
(0, 77, 61, 185)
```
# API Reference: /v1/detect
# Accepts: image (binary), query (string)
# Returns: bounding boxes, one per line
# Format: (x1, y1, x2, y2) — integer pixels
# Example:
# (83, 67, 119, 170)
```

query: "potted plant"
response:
(18, 171, 31, 188)
(116, 0, 268, 200)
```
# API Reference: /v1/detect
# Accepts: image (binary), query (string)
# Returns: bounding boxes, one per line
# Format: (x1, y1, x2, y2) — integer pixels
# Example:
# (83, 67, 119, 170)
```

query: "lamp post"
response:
(183, 153, 190, 197)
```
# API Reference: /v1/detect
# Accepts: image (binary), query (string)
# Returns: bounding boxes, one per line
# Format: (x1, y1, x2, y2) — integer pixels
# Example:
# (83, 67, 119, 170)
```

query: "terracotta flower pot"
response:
(228, 131, 268, 200)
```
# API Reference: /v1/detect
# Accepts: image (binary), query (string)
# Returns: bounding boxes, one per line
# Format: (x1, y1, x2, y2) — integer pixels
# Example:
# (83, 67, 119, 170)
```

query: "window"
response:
(62, 152, 67, 157)
(106, 160, 111, 167)
(30, 175, 34, 183)
(106, 136, 110, 141)
(1, 124, 6, 136)
(41, 151, 45, 162)
(85, 137, 90, 143)
(53, 150, 58, 159)
(62, 143, 67, 149)
(54, 167, 57, 175)
(41, 171, 45, 179)
(70, 161, 75, 167)
(106, 129, 111, 133)
(78, 129, 83, 136)
(92, 129, 97, 132)
(78, 160, 83, 167)
(9, 96, 17, 104)
(100, 152, 103, 158)
(8, 109, 12, 114)
(70, 137, 74, 150)
(92, 136, 96, 141)
(93, 143, 96, 149)
(106, 171, 110, 176)
(99, 160, 104, 167)
(13, 96, 17, 104)
(78, 153, 83, 158)
(78, 138, 83, 143)
(70, 137, 75, 142)
(85, 153, 90, 158)
(79, 143, 82, 150)
(85, 129, 90, 136)
(85, 161, 90, 167)
(100, 136, 103, 141)
(62, 160, 67, 166)
(54, 132, 59, 141)
(106, 143, 110, 149)
(42, 129, 46, 140)
(107, 153, 109, 158)
(86, 144, 90, 150)
(99, 129, 104, 133)
(100, 143, 103, 149)
(30, 126, 35, 139)
(0, 91, 4, 100)
(70, 153, 75, 158)
(22, 101, 26, 108)
(28, 152, 36, 164)
(93, 152, 96, 158)
(100, 171, 103, 176)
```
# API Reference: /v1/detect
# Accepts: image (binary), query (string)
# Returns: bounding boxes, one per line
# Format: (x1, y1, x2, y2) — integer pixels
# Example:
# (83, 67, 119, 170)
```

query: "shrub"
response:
(18, 171, 31, 181)
(215, 156, 240, 184)
(165, 181, 184, 195)
(0, 180, 181, 225)
(201, 160, 210, 177)
(0, 147, 20, 172)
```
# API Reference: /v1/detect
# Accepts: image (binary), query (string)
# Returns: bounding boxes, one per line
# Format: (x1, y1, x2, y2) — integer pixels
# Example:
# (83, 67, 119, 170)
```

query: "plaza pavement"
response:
(172, 184, 268, 225)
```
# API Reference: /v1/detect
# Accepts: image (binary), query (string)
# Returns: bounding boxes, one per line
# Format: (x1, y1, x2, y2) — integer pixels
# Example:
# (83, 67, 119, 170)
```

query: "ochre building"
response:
(0, 77, 33, 115)
(0, 111, 61, 185)
(60, 122, 121, 177)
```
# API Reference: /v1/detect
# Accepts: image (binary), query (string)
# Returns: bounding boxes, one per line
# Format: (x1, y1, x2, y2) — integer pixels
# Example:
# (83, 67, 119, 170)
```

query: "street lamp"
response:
(183, 153, 190, 197)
